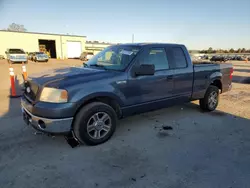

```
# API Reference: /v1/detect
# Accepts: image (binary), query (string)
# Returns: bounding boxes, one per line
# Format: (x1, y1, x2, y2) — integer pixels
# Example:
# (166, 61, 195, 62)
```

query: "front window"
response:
(9, 49, 25, 54)
(36, 52, 47, 57)
(85, 45, 141, 71)
(142, 48, 169, 71)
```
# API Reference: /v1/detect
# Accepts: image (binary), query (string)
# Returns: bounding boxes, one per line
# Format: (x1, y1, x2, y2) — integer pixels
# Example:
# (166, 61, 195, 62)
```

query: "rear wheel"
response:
(199, 85, 219, 111)
(73, 102, 117, 145)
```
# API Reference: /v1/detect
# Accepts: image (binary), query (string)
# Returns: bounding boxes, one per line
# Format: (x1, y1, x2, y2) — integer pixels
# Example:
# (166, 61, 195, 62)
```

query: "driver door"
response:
(123, 46, 175, 114)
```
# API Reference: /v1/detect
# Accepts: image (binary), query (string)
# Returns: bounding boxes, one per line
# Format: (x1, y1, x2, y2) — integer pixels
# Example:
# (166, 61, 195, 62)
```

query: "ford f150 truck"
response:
(6, 48, 28, 64)
(21, 43, 233, 145)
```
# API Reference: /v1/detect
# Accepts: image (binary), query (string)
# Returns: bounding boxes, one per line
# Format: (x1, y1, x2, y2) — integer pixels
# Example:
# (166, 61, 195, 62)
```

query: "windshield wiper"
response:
(89, 64, 107, 70)
(83, 63, 89, 68)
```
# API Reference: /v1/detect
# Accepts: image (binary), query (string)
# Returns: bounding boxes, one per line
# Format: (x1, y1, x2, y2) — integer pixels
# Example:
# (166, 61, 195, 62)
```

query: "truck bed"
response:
(193, 61, 232, 71)
(192, 61, 233, 99)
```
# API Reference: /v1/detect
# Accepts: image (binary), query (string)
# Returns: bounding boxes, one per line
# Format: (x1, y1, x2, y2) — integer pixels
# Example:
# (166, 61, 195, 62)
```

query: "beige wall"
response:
(0, 31, 86, 59)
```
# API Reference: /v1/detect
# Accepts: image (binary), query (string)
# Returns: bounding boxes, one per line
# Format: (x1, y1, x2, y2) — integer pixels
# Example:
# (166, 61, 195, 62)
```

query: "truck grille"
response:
(16, 55, 26, 59)
(24, 81, 39, 102)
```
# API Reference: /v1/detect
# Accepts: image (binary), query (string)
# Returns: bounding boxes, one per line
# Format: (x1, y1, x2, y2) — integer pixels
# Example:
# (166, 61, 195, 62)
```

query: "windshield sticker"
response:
(120, 50, 133, 56)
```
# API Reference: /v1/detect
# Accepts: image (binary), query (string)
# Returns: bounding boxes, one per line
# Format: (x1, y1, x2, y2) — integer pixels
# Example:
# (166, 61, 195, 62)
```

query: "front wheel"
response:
(199, 85, 219, 111)
(73, 102, 117, 145)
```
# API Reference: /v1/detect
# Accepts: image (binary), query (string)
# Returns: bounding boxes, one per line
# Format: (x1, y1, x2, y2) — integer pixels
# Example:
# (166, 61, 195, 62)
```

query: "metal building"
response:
(0, 30, 86, 59)
(85, 41, 113, 55)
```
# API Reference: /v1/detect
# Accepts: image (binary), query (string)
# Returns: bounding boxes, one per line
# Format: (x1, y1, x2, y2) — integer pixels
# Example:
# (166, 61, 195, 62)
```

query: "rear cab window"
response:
(170, 47, 188, 69)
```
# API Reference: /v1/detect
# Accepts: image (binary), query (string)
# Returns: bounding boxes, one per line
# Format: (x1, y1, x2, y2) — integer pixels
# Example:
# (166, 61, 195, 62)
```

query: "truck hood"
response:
(29, 66, 120, 87)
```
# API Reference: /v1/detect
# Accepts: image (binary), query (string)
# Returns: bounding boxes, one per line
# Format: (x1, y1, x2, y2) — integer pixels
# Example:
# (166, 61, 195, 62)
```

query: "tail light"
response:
(230, 67, 233, 80)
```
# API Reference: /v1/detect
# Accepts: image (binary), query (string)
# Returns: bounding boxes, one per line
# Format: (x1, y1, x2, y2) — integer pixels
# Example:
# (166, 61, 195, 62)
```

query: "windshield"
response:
(85, 45, 141, 71)
(36, 52, 47, 56)
(8, 49, 25, 54)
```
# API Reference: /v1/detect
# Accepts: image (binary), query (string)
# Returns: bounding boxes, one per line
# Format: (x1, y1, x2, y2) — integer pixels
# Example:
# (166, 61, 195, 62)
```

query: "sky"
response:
(0, 0, 249, 50)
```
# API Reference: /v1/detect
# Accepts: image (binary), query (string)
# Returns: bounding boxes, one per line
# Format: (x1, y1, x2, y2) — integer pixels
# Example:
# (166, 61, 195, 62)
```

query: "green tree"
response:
(208, 47, 213, 53)
(237, 48, 242, 53)
(241, 48, 246, 53)
(229, 48, 234, 53)
(7, 23, 27, 32)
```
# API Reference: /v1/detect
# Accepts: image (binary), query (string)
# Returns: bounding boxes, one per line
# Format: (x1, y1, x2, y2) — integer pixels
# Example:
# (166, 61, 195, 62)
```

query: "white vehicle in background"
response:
(80, 52, 94, 61)
(86, 52, 94, 60)
(31, 52, 49, 62)
(6, 48, 28, 64)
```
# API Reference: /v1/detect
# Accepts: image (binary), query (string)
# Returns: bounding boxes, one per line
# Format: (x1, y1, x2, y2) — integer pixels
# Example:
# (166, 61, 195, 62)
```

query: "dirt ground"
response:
(0, 59, 250, 188)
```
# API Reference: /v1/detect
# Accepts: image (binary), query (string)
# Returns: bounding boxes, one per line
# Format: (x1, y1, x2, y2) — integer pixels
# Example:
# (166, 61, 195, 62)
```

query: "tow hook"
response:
(64, 131, 80, 148)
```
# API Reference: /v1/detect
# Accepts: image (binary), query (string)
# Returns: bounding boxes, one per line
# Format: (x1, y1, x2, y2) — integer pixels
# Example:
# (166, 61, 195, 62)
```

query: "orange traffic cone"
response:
(9, 66, 21, 98)
(22, 62, 28, 81)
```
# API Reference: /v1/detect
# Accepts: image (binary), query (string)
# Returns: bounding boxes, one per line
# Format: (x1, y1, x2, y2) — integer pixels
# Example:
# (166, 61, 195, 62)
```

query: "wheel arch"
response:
(73, 93, 123, 126)
(210, 79, 222, 93)
(209, 72, 222, 93)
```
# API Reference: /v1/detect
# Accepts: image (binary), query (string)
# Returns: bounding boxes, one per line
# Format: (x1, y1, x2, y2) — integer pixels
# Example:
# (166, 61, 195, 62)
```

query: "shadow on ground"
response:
(232, 75, 250, 84)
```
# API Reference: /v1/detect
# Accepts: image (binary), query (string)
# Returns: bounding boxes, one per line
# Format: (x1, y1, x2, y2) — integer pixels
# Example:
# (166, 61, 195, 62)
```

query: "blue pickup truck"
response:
(21, 43, 233, 145)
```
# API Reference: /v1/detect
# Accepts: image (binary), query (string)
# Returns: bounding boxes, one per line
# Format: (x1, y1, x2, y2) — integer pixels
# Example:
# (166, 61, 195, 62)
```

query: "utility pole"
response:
(132, 34, 134, 43)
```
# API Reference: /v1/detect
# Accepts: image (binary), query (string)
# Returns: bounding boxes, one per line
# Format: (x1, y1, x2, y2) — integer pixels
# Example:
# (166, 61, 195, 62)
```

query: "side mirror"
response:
(134, 64, 155, 76)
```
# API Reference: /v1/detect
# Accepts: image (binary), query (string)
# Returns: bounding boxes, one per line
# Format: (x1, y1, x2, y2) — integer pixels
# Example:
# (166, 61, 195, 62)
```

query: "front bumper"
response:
(9, 59, 27, 62)
(37, 59, 48, 62)
(21, 97, 74, 134)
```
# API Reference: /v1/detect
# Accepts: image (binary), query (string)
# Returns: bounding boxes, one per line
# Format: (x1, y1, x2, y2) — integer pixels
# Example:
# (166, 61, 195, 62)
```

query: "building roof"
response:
(0, 30, 86, 38)
(86, 41, 113, 45)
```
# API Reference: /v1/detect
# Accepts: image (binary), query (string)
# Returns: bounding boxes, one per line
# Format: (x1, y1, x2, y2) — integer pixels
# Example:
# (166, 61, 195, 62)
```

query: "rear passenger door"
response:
(167, 46, 194, 101)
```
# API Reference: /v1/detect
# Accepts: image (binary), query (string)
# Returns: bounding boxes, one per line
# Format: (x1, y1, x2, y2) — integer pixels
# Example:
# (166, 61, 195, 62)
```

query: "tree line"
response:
(199, 47, 250, 54)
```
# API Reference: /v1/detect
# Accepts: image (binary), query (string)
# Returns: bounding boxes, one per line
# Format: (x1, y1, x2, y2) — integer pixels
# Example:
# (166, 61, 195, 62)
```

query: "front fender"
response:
(77, 92, 125, 107)
(69, 84, 126, 108)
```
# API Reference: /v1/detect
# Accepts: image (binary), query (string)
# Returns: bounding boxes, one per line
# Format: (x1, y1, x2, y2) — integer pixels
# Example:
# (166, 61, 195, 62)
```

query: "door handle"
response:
(166, 75, 174, 80)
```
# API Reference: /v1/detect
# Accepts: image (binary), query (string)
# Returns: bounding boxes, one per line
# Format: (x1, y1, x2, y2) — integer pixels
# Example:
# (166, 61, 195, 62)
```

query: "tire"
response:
(73, 102, 117, 145)
(199, 85, 219, 111)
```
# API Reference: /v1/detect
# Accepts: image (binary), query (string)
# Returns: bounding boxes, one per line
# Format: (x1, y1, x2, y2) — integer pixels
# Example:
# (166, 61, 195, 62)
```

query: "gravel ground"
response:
(0, 59, 250, 188)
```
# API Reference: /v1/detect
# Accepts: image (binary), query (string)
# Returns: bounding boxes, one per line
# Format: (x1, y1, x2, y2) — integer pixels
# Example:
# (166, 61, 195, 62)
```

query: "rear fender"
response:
(209, 72, 222, 82)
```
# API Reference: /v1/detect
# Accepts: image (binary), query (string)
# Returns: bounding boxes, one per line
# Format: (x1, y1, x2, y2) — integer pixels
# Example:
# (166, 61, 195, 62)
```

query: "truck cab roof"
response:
(114, 43, 185, 48)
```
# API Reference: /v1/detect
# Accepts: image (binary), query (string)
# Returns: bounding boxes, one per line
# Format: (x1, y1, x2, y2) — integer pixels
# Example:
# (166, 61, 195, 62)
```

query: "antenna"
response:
(132, 34, 134, 43)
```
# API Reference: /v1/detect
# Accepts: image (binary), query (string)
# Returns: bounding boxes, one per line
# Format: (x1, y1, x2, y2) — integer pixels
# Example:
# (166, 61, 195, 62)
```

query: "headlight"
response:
(39, 87, 68, 103)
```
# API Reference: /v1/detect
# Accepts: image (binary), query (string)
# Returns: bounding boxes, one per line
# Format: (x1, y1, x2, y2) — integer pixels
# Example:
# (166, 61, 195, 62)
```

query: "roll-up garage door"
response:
(66, 41, 82, 58)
